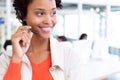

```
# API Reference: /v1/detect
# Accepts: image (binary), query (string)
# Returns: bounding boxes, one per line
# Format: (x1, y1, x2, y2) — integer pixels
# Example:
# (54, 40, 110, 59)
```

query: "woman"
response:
(0, 0, 81, 80)
(79, 33, 87, 40)
(57, 36, 67, 42)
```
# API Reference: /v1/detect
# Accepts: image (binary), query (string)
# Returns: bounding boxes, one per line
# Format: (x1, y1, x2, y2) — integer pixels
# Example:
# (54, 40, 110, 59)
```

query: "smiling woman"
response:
(0, 0, 82, 80)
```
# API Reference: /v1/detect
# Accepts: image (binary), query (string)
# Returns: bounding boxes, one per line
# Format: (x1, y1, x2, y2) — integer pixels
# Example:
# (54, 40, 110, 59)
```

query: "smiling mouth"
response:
(39, 27, 51, 33)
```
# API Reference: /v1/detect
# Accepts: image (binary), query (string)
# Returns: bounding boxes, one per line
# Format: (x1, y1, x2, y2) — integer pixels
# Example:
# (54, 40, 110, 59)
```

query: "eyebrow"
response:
(34, 8, 56, 11)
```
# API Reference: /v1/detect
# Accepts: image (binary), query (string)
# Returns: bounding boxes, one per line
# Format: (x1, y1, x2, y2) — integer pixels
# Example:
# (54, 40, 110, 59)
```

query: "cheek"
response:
(26, 17, 42, 26)
(53, 17, 57, 26)
(25, 15, 57, 26)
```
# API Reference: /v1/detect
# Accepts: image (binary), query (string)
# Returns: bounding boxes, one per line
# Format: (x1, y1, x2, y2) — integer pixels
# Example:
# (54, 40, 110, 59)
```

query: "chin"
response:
(39, 34, 50, 39)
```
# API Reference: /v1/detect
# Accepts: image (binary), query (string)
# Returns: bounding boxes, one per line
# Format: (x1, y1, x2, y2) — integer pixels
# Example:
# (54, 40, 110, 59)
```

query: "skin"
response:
(57, 38, 63, 42)
(11, 0, 57, 64)
(82, 36, 87, 40)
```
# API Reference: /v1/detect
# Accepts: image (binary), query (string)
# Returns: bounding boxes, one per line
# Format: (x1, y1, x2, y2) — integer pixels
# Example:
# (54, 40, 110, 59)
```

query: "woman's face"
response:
(25, 0, 57, 39)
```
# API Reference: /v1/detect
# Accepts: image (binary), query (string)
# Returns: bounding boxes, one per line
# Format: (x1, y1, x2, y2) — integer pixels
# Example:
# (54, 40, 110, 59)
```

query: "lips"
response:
(40, 27, 51, 33)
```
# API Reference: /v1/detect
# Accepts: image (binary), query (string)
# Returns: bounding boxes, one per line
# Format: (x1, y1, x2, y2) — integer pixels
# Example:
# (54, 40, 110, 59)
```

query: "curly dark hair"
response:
(79, 33, 87, 40)
(13, 0, 62, 25)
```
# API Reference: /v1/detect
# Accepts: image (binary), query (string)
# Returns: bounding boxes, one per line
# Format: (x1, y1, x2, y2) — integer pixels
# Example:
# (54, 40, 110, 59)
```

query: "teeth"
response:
(41, 27, 51, 32)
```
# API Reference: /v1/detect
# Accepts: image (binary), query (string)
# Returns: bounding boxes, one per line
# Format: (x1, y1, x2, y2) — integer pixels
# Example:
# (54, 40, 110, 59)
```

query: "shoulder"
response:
(0, 50, 12, 64)
(50, 36, 78, 59)
(0, 50, 12, 80)
(50, 36, 80, 63)
(63, 45, 82, 80)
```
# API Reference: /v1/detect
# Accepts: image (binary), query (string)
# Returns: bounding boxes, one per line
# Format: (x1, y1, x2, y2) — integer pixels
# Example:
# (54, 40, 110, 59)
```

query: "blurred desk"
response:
(83, 59, 120, 80)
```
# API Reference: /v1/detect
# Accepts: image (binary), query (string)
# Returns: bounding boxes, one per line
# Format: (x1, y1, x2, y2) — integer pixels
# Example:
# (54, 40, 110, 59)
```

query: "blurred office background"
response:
(1, 0, 120, 80)
(1, 0, 120, 55)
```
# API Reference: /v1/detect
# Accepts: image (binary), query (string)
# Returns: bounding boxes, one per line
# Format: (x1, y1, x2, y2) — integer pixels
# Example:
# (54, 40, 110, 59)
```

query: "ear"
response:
(23, 18, 26, 21)
(22, 19, 27, 25)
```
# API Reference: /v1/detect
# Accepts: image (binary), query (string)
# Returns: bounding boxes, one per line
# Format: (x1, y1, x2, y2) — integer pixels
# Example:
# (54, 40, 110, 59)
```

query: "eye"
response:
(51, 10, 56, 16)
(35, 11, 44, 16)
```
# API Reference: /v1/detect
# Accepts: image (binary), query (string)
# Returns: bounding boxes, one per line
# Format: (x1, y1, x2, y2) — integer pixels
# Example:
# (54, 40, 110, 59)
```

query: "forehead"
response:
(29, 0, 56, 8)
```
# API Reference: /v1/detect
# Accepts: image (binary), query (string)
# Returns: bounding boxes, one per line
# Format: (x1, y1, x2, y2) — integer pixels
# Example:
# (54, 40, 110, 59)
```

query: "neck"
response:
(28, 35, 50, 54)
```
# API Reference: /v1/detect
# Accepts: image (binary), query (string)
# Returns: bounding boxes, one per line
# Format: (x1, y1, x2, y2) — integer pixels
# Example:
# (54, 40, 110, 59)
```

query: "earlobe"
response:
(22, 19, 27, 25)
(23, 18, 26, 21)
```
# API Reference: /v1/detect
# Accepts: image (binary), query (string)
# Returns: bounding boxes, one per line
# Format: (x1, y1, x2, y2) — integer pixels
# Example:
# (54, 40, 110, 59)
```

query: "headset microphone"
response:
(31, 29, 39, 34)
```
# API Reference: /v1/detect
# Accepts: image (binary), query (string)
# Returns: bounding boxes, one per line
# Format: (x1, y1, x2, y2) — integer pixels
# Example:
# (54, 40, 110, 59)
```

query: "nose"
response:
(43, 15, 53, 25)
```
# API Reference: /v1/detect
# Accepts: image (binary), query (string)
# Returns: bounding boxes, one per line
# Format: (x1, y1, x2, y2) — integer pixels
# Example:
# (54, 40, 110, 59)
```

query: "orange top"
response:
(3, 56, 53, 80)
(3, 61, 22, 80)
(31, 56, 53, 80)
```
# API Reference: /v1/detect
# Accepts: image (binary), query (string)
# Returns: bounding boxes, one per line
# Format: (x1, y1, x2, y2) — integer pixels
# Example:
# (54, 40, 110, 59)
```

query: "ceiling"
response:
(0, 0, 120, 7)
(0, 0, 120, 5)
(63, 0, 120, 6)
(0, 0, 5, 2)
